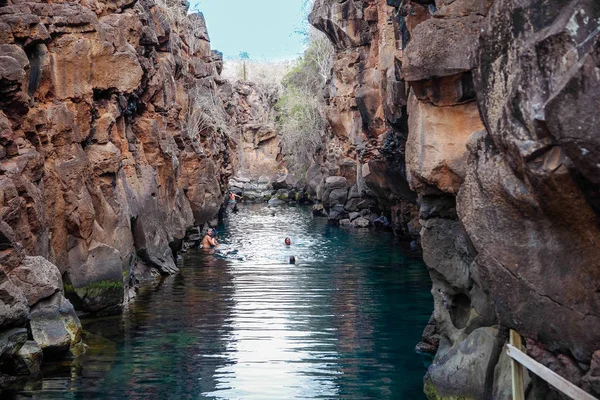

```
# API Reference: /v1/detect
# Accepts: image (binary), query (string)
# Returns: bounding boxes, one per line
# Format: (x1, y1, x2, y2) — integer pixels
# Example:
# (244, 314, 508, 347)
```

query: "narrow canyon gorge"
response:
(0, 0, 598, 398)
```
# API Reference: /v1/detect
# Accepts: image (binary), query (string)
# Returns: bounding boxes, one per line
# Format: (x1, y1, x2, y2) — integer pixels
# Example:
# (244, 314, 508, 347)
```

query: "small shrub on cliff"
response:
(185, 87, 229, 140)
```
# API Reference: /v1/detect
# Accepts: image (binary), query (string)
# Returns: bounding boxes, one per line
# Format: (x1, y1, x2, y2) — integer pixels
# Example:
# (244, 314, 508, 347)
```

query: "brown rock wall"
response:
(310, 0, 419, 233)
(222, 81, 282, 179)
(0, 0, 233, 320)
(314, 0, 600, 398)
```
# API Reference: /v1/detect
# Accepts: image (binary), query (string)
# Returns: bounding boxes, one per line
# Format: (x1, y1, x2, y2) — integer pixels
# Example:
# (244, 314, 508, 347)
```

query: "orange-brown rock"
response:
(0, 0, 233, 323)
(310, 0, 418, 234)
(406, 92, 483, 195)
(222, 81, 282, 179)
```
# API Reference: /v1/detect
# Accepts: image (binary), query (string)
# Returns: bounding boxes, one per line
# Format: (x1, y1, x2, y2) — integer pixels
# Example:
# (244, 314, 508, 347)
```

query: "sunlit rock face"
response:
(309, 0, 419, 236)
(314, 0, 600, 398)
(0, 0, 233, 380)
(221, 80, 282, 179)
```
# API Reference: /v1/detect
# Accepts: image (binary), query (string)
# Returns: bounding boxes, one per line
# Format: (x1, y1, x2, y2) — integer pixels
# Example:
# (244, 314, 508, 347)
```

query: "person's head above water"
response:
(284, 237, 291, 246)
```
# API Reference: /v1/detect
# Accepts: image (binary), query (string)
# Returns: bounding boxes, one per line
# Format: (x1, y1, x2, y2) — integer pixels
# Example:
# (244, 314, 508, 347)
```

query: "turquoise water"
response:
(14, 204, 433, 399)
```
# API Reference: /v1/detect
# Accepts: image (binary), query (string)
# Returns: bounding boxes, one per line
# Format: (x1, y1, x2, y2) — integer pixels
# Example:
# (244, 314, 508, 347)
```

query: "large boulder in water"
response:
(322, 176, 348, 209)
(65, 241, 124, 313)
(424, 327, 503, 399)
(29, 292, 82, 355)
(351, 217, 370, 228)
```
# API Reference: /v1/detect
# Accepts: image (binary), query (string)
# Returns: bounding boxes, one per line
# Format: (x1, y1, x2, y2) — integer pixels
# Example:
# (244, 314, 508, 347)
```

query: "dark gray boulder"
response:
(29, 292, 82, 355)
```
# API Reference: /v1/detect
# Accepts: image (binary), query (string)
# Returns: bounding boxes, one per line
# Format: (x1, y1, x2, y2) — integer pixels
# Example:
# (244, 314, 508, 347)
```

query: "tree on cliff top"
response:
(239, 52, 250, 80)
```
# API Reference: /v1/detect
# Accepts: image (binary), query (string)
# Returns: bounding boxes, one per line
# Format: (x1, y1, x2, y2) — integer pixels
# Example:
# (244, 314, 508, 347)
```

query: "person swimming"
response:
(202, 228, 218, 248)
(284, 238, 295, 263)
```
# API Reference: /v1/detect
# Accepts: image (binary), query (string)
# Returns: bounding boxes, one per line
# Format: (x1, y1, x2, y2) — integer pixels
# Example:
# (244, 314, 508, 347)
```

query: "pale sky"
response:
(191, 0, 310, 61)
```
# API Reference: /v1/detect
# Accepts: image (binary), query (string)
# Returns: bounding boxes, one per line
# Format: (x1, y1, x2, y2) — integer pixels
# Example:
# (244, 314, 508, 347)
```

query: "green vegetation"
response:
(72, 280, 124, 299)
(63, 282, 74, 294)
(276, 29, 333, 176)
(423, 380, 472, 400)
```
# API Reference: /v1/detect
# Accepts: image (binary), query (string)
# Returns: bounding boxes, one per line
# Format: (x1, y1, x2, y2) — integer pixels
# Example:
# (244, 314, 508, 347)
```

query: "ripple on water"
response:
(12, 204, 433, 400)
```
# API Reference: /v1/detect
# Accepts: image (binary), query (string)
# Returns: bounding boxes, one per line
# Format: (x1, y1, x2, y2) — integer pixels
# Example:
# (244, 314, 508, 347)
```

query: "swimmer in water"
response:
(202, 228, 218, 248)
(285, 238, 295, 263)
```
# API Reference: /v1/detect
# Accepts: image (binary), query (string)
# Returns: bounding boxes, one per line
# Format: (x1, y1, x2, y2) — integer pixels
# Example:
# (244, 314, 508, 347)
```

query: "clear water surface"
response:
(13, 204, 433, 399)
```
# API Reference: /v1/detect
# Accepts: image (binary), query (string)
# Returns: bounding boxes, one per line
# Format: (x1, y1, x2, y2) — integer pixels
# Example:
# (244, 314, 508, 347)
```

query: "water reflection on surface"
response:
(13, 204, 432, 399)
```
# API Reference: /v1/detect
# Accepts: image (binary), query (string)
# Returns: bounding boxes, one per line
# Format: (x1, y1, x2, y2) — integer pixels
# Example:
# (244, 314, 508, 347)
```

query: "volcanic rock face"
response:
(221, 80, 282, 179)
(309, 0, 419, 236)
(464, 0, 600, 394)
(313, 0, 600, 398)
(0, 0, 234, 386)
(0, 0, 232, 308)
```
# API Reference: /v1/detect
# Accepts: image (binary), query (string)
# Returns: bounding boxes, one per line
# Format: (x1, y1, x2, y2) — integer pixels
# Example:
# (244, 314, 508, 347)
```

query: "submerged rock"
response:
(339, 219, 351, 227)
(327, 204, 349, 223)
(12, 341, 43, 376)
(312, 204, 327, 217)
(268, 198, 286, 207)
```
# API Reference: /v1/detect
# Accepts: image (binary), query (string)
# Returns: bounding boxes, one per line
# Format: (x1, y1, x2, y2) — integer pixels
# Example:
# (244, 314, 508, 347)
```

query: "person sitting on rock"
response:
(202, 228, 218, 248)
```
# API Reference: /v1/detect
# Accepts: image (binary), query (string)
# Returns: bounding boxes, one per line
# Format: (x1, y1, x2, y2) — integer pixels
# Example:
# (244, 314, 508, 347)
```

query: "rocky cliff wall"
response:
(309, 0, 420, 237)
(220, 80, 282, 180)
(0, 0, 235, 386)
(312, 0, 600, 398)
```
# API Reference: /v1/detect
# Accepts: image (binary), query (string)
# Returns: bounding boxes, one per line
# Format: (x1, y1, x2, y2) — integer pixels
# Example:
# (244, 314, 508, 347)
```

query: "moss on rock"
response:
(424, 380, 472, 400)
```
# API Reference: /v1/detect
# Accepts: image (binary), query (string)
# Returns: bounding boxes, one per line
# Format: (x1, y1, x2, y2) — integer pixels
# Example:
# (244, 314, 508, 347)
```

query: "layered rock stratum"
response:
(311, 0, 600, 398)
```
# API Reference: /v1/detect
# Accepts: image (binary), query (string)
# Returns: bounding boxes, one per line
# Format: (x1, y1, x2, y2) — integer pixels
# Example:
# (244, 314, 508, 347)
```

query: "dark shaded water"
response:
(15, 204, 433, 399)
